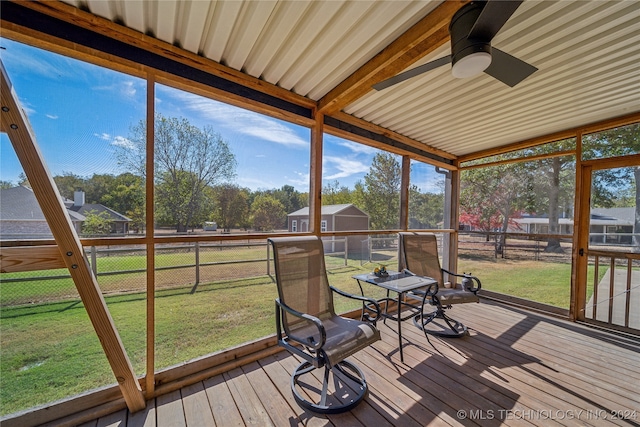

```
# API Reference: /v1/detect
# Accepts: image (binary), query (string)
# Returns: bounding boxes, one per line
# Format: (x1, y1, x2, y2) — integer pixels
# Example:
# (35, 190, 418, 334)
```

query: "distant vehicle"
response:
(203, 221, 218, 231)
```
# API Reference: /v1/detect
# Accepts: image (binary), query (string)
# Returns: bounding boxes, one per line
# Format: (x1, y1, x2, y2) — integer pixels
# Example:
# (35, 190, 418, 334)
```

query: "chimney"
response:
(74, 191, 85, 207)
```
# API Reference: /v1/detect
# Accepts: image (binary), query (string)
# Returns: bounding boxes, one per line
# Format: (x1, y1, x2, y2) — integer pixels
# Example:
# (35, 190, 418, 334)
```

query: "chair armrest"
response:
(275, 298, 326, 351)
(330, 285, 382, 323)
(441, 269, 482, 293)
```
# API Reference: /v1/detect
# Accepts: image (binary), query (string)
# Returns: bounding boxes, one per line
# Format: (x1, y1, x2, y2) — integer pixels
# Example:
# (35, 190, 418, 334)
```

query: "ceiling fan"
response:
(373, 0, 537, 91)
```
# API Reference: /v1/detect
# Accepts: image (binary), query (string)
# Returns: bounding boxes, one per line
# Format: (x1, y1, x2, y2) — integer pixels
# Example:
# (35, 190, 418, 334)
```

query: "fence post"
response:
(195, 242, 200, 286)
(91, 246, 97, 276)
(344, 237, 348, 266)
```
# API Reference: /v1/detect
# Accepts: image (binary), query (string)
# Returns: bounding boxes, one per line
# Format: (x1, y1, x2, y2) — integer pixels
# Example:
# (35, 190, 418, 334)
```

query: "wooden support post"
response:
(145, 74, 156, 397)
(0, 61, 146, 412)
(400, 155, 410, 230)
(309, 111, 324, 235)
(442, 163, 460, 273)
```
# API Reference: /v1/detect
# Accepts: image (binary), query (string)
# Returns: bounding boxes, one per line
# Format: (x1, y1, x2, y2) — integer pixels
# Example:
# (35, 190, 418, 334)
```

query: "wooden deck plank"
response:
(352, 343, 455, 427)
(223, 366, 275, 426)
(369, 329, 541, 427)
(96, 409, 127, 427)
(241, 360, 304, 426)
(396, 322, 586, 427)
(126, 400, 156, 427)
(277, 352, 365, 427)
(181, 382, 216, 427)
(156, 390, 185, 427)
(258, 353, 333, 427)
(70, 302, 640, 427)
(203, 374, 244, 427)
(453, 304, 640, 407)
(437, 303, 639, 426)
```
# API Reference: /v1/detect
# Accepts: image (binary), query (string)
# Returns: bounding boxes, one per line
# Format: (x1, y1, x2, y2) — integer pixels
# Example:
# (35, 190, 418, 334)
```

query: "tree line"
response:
(3, 113, 444, 234)
(5, 114, 634, 241)
(460, 124, 639, 253)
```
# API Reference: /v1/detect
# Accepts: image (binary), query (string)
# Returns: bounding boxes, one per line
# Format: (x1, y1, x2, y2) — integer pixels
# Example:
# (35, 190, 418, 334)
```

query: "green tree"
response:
(84, 174, 116, 204)
(117, 113, 236, 232)
(322, 180, 352, 205)
(213, 184, 250, 232)
(81, 210, 113, 235)
(362, 153, 401, 230)
(101, 173, 145, 233)
(460, 163, 528, 249)
(409, 185, 444, 229)
(250, 194, 286, 231)
(271, 185, 305, 221)
(518, 140, 576, 253)
(0, 180, 14, 189)
(53, 172, 85, 200)
(583, 123, 640, 248)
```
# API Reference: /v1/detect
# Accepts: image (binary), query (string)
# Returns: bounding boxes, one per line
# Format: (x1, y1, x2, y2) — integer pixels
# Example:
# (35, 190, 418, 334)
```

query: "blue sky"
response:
(0, 38, 442, 194)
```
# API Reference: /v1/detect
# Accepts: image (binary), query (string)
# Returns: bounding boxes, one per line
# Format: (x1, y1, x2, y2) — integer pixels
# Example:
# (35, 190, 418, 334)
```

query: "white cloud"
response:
(45, 114, 59, 120)
(110, 135, 135, 150)
(92, 80, 137, 98)
(162, 90, 309, 148)
(323, 156, 369, 180)
(288, 171, 310, 187)
(121, 81, 136, 97)
(94, 132, 135, 150)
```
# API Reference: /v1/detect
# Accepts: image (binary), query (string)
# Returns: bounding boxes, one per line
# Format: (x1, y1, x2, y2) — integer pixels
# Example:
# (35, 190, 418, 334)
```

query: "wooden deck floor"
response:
(82, 301, 640, 427)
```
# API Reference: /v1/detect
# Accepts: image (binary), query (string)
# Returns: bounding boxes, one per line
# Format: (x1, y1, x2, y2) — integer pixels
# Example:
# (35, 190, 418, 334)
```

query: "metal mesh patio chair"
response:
(399, 232, 481, 338)
(269, 236, 381, 414)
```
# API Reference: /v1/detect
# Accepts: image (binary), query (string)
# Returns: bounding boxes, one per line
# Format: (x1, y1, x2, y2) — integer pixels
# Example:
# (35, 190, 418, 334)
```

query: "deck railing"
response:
(584, 249, 640, 332)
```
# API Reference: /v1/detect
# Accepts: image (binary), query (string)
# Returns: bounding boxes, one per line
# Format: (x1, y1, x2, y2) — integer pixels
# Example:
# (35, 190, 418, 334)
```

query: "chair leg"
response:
(291, 360, 369, 414)
(413, 305, 468, 338)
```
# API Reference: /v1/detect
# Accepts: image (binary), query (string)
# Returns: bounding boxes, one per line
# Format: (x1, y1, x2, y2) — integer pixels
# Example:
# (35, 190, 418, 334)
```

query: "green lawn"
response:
(1, 251, 590, 416)
(459, 258, 603, 309)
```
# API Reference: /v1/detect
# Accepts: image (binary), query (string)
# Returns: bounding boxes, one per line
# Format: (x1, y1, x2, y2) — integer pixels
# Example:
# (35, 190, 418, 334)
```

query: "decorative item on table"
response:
(373, 265, 389, 277)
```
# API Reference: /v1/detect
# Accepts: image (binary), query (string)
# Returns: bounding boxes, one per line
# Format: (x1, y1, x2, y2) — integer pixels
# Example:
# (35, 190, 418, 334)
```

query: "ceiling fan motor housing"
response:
(450, 1, 492, 78)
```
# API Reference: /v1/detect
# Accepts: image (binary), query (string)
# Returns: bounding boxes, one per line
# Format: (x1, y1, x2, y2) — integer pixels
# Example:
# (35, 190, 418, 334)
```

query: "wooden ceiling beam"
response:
(458, 111, 640, 163)
(317, 0, 469, 115)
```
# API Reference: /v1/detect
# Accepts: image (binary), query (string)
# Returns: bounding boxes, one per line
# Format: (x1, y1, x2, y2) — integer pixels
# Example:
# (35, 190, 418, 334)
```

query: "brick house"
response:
(0, 186, 130, 239)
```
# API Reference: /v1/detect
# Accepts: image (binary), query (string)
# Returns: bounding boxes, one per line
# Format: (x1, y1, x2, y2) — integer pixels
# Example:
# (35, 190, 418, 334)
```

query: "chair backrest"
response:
(400, 232, 444, 286)
(270, 236, 335, 332)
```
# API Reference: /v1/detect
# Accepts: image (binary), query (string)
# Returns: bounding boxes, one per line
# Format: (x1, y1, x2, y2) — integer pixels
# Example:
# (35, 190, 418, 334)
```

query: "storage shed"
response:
(288, 204, 369, 255)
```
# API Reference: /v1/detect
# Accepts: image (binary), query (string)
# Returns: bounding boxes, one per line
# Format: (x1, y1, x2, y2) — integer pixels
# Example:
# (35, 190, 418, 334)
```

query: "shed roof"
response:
(288, 203, 367, 217)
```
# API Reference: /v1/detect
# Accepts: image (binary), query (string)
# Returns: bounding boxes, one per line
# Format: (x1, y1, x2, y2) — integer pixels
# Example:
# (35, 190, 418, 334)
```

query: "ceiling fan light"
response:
(451, 51, 492, 79)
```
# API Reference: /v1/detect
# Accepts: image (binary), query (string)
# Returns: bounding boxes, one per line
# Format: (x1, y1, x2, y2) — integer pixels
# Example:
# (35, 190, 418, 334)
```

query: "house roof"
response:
(591, 207, 635, 225)
(68, 204, 132, 222)
(0, 185, 48, 220)
(515, 207, 635, 226)
(7, 0, 635, 160)
(0, 186, 130, 223)
(288, 203, 367, 217)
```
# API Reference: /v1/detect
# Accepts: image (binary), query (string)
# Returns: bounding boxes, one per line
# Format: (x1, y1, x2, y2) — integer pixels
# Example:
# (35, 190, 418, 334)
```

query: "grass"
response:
(1, 248, 594, 416)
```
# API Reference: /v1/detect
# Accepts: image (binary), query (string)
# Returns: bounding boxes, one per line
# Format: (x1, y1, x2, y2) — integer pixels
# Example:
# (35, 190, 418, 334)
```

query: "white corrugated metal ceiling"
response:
(59, 0, 640, 158)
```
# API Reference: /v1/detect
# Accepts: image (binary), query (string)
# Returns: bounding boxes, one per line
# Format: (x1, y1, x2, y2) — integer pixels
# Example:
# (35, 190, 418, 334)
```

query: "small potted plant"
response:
(373, 264, 389, 277)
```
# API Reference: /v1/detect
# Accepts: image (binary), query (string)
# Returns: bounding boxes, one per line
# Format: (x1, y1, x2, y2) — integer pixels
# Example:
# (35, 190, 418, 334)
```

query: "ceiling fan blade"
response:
(373, 56, 451, 91)
(468, 0, 523, 41)
(484, 48, 537, 87)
